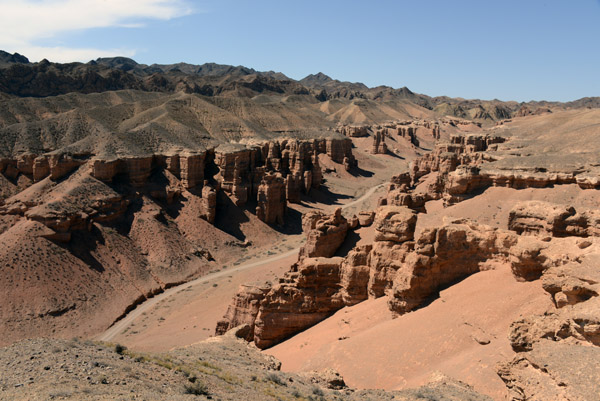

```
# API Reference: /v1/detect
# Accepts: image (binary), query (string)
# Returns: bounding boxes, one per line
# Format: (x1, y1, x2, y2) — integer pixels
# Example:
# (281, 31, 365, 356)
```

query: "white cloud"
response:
(0, 0, 192, 62)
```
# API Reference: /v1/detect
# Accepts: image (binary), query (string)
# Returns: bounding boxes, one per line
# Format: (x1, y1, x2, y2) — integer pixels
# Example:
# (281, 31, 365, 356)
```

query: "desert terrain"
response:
(1, 51, 599, 401)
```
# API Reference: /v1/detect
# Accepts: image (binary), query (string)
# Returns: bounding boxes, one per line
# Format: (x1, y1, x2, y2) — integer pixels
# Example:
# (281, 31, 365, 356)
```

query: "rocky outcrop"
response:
(298, 208, 349, 258)
(323, 138, 356, 171)
(336, 124, 369, 138)
(256, 173, 286, 225)
(508, 297, 600, 352)
(410, 133, 505, 183)
(200, 183, 217, 224)
(254, 256, 346, 348)
(498, 228, 600, 400)
(216, 208, 361, 348)
(0, 153, 86, 183)
(409, 129, 600, 208)
(367, 206, 417, 297)
(373, 206, 417, 243)
(442, 166, 579, 205)
(378, 173, 429, 213)
(371, 129, 388, 154)
(215, 284, 272, 341)
(338, 245, 372, 305)
(217, 207, 532, 348)
(0, 171, 129, 242)
(508, 251, 600, 352)
(388, 219, 517, 314)
(542, 254, 600, 308)
(2, 137, 357, 229)
(357, 211, 375, 226)
(507, 236, 550, 281)
(497, 340, 600, 401)
(508, 201, 600, 238)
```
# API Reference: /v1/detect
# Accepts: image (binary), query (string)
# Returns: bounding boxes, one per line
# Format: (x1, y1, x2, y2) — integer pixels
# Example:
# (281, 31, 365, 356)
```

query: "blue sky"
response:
(0, 0, 599, 102)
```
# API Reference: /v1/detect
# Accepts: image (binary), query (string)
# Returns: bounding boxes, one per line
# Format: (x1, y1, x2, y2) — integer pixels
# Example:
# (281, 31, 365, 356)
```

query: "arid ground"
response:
(1, 51, 599, 400)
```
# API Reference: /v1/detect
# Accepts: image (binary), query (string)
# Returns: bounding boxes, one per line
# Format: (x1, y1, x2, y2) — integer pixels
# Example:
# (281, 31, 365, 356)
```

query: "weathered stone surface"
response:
(10, 172, 130, 238)
(371, 129, 388, 154)
(253, 256, 345, 348)
(368, 240, 413, 298)
(388, 219, 517, 314)
(541, 254, 600, 308)
(339, 244, 372, 305)
(497, 340, 600, 401)
(215, 284, 271, 341)
(410, 133, 504, 181)
(299, 208, 348, 258)
(200, 184, 217, 224)
(508, 297, 600, 352)
(509, 201, 600, 238)
(404, 132, 582, 207)
(256, 173, 286, 225)
(373, 206, 417, 242)
(298, 368, 347, 390)
(386, 189, 427, 212)
(1, 137, 357, 229)
(357, 211, 375, 226)
(324, 137, 355, 167)
(180, 153, 206, 189)
(336, 124, 369, 138)
(508, 236, 550, 281)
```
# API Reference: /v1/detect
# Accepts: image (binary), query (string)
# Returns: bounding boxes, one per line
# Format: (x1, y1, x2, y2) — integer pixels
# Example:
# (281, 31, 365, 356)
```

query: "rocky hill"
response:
(0, 333, 494, 401)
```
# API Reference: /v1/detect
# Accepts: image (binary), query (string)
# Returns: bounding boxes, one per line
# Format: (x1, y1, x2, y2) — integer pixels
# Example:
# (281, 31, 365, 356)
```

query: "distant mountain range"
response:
(1, 50, 599, 118)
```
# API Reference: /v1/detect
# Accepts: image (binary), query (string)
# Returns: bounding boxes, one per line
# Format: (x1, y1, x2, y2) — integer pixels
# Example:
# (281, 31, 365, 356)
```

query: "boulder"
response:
(373, 206, 417, 242)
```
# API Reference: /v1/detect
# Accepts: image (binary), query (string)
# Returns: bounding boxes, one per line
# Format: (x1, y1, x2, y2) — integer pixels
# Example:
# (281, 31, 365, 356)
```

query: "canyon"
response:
(1, 51, 599, 401)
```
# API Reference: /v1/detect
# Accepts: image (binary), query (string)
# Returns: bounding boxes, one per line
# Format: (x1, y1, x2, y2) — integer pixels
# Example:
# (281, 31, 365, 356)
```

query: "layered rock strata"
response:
(335, 124, 369, 138)
(1, 138, 356, 228)
(372, 129, 388, 154)
(508, 201, 600, 238)
(299, 208, 349, 258)
(217, 205, 545, 348)
(498, 248, 600, 400)
(410, 133, 505, 183)
(409, 131, 600, 207)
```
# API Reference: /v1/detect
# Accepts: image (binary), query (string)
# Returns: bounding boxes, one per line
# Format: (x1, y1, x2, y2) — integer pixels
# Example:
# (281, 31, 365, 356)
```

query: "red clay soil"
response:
(266, 263, 553, 400)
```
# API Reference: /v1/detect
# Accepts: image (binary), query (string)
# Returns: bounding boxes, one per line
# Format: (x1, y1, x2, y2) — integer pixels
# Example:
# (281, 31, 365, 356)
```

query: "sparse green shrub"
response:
(265, 372, 286, 386)
(114, 343, 127, 354)
(184, 381, 209, 396)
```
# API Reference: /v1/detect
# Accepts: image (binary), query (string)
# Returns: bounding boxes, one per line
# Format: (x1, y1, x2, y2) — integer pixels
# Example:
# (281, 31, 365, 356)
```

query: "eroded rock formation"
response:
(1, 137, 359, 232)
(217, 205, 551, 348)
(372, 129, 388, 154)
(336, 124, 369, 138)
(508, 201, 600, 238)
(299, 208, 349, 258)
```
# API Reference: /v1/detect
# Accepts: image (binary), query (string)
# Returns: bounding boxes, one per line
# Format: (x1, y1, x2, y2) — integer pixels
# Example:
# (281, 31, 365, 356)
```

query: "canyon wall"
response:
(0, 137, 355, 230)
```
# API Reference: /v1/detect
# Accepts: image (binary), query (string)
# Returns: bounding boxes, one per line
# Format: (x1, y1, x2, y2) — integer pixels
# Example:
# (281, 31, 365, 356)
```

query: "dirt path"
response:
(97, 183, 385, 343)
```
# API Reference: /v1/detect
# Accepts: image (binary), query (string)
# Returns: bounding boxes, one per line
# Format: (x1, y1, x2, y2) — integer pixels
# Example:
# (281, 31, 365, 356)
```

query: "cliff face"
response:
(407, 126, 600, 208)
(0, 134, 358, 345)
(0, 137, 355, 227)
(217, 179, 600, 355)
